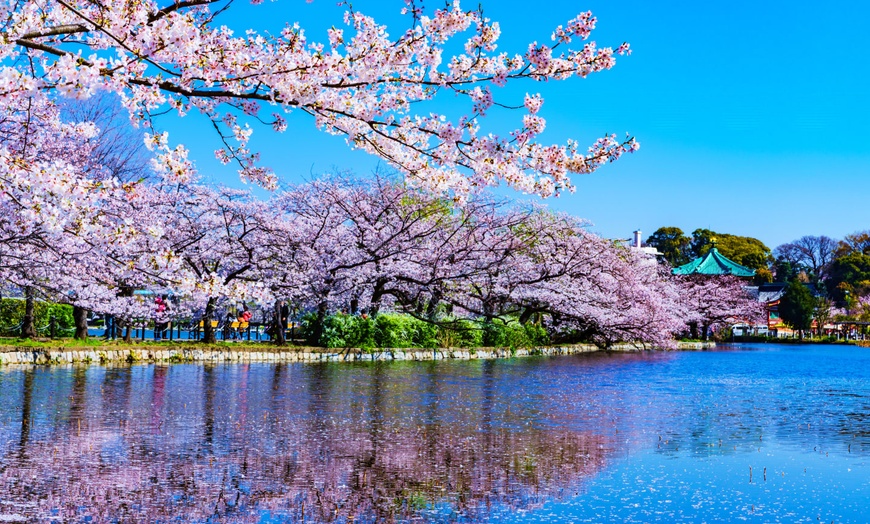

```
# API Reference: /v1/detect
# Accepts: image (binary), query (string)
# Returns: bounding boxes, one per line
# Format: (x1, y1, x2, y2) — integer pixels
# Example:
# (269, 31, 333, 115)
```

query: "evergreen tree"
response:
(645, 227, 691, 267)
(779, 280, 816, 340)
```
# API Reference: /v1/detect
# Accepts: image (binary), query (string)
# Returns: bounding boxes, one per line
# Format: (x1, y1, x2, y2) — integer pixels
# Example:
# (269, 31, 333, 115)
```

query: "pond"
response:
(0, 343, 868, 522)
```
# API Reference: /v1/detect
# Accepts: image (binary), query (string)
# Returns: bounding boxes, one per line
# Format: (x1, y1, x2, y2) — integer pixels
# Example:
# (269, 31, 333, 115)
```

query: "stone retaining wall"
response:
(0, 341, 714, 366)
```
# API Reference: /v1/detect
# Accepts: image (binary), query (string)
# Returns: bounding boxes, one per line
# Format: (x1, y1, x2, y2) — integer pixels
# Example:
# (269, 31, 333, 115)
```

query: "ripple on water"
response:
(0, 344, 867, 522)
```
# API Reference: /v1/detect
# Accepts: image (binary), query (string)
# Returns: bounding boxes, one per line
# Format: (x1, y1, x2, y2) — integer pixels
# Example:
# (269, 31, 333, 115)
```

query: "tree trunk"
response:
(73, 305, 89, 340)
(310, 301, 328, 346)
(202, 297, 217, 344)
(20, 286, 36, 339)
(272, 299, 286, 346)
(519, 307, 538, 325)
(369, 280, 386, 317)
(123, 321, 132, 343)
(425, 290, 442, 321)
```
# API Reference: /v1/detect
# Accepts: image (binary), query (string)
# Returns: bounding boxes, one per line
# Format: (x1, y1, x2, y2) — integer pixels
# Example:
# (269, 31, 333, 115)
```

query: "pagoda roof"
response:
(672, 247, 756, 277)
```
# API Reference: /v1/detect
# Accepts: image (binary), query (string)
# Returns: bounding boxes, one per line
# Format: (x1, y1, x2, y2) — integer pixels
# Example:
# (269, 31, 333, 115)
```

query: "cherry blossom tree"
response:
(437, 209, 686, 348)
(0, 1, 655, 346)
(3, 0, 636, 196)
(259, 175, 687, 348)
(0, 93, 128, 337)
(676, 275, 765, 340)
(124, 182, 274, 343)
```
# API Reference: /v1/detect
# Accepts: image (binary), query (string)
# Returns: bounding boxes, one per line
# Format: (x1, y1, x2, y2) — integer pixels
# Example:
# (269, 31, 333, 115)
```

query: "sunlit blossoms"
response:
(0, 1, 730, 349)
(2, 0, 635, 197)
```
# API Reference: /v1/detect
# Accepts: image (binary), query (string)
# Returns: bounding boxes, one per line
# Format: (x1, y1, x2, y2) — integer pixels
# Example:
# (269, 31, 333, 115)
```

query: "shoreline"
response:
(0, 341, 716, 366)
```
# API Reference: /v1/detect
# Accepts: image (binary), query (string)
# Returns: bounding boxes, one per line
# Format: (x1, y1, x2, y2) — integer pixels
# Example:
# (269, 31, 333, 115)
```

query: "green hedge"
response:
(302, 312, 549, 349)
(0, 298, 74, 336)
(482, 321, 549, 348)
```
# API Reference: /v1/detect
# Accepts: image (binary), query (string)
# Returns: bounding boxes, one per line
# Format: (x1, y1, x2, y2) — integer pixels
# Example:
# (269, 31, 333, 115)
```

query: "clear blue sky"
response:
(161, 0, 870, 249)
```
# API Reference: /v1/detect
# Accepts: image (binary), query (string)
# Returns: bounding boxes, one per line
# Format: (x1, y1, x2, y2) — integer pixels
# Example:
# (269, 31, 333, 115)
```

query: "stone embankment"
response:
(0, 341, 714, 366)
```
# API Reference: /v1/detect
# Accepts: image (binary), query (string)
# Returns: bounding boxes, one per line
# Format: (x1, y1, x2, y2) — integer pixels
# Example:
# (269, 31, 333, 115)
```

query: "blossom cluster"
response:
(2, 0, 636, 197)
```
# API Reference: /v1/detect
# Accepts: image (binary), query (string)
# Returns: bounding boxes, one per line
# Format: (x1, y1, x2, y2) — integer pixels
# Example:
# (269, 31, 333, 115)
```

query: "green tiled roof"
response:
(672, 248, 756, 277)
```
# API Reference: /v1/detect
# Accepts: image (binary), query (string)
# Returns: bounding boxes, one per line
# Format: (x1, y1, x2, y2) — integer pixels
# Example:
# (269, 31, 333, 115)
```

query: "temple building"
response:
(672, 243, 758, 339)
(671, 246, 756, 277)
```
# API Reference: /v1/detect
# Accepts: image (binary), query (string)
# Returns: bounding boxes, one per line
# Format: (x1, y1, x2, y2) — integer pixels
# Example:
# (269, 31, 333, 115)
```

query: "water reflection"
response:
(0, 344, 868, 522)
(0, 361, 611, 522)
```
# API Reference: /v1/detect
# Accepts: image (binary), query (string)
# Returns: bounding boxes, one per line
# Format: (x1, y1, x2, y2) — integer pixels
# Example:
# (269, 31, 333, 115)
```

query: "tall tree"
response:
(825, 252, 870, 306)
(645, 227, 691, 267)
(835, 230, 870, 257)
(779, 280, 815, 340)
(772, 257, 799, 283)
(773, 235, 836, 282)
(689, 229, 772, 271)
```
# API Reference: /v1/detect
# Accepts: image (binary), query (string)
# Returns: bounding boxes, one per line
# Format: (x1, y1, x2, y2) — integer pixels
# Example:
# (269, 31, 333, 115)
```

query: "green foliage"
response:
(754, 267, 774, 285)
(825, 252, 870, 305)
(437, 318, 483, 348)
(835, 230, 870, 258)
(301, 312, 550, 349)
(773, 258, 799, 283)
(476, 319, 549, 348)
(0, 298, 74, 336)
(373, 313, 439, 348)
(691, 228, 772, 271)
(646, 227, 691, 267)
(319, 313, 376, 349)
(299, 311, 321, 345)
(779, 280, 816, 335)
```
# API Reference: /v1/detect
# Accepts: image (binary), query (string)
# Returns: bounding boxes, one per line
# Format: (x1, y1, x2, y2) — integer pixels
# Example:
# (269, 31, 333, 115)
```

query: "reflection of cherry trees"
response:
(2, 352, 870, 521)
(0, 363, 611, 522)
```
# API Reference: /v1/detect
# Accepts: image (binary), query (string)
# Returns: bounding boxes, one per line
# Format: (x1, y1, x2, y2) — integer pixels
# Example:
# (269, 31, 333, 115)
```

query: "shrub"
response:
(482, 319, 550, 348)
(301, 311, 549, 349)
(319, 313, 375, 349)
(373, 313, 440, 348)
(438, 318, 483, 348)
(0, 298, 74, 336)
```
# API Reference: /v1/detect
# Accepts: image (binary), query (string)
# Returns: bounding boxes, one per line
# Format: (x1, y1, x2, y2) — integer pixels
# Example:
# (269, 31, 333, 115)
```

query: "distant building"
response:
(672, 242, 757, 338)
(671, 246, 756, 277)
(737, 282, 788, 336)
(627, 230, 662, 258)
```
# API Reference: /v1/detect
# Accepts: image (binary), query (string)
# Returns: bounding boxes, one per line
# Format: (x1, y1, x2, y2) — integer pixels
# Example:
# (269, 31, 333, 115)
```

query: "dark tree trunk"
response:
(518, 307, 538, 325)
(272, 299, 286, 346)
(310, 301, 328, 346)
(73, 305, 89, 340)
(425, 290, 442, 321)
(20, 286, 36, 339)
(202, 297, 217, 344)
(117, 284, 134, 343)
(689, 321, 699, 340)
(369, 280, 386, 317)
(122, 320, 132, 343)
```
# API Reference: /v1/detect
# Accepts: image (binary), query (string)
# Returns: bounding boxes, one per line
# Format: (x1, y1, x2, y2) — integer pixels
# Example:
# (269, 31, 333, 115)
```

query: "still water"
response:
(0, 343, 868, 523)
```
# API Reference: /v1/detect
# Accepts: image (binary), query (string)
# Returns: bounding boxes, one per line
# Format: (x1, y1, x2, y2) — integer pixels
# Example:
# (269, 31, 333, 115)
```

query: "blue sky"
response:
(161, 0, 870, 249)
